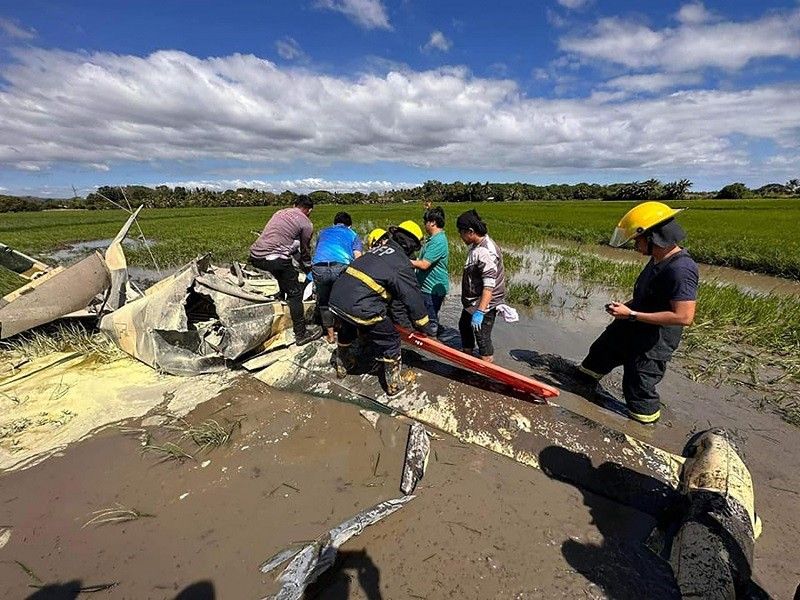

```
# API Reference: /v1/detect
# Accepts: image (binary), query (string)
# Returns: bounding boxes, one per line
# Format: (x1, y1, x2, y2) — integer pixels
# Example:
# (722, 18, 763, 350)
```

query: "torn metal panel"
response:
(262, 496, 415, 600)
(104, 206, 142, 310)
(100, 257, 302, 376)
(401, 422, 430, 495)
(0, 253, 110, 340)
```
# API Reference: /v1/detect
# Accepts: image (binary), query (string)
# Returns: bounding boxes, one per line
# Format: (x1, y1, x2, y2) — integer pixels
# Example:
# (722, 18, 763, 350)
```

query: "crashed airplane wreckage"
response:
(0, 210, 764, 598)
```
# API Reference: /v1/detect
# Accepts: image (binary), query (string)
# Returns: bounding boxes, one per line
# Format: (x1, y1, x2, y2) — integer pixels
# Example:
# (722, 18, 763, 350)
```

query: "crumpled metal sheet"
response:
(0, 253, 109, 339)
(401, 421, 430, 495)
(261, 495, 415, 600)
(100, 256, 294, 376)
(104, 206, 142, 310)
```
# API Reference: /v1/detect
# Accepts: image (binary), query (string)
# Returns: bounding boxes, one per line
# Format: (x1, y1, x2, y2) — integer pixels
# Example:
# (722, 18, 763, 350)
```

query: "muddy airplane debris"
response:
(261, 495, 415, 600)
(0, 206, 769, 598)
(401, 421, 430, 495)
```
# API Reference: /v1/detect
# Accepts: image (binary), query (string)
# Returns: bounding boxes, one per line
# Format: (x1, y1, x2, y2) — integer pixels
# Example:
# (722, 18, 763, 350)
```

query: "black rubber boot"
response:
(384, 356, 406, 397)
(335, 344, 355, 379)
(295, 325, 323, 346)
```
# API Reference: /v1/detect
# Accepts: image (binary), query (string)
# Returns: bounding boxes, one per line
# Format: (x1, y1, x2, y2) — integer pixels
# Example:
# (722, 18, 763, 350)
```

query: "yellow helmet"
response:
(609, 201, 684, 248)
(366, 228, 388, 249)
(396, 220, 424, 243)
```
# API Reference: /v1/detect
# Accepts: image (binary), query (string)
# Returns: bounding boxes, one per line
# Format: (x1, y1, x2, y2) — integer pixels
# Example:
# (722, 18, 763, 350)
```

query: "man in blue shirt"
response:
(411, 206, 449, 337)
(312, 212, 363, 343)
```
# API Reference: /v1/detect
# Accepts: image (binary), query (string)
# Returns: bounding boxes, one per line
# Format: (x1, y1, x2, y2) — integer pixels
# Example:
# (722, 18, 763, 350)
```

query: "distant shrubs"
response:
(716, 182, 751, 199)
(1, 177, 799, 213)
(0, 195, 44, 212)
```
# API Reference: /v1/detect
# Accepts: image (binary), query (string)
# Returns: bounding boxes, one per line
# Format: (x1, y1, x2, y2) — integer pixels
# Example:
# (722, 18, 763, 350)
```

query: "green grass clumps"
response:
(0, 264, 26, 297)
(506, 282, 553, 307)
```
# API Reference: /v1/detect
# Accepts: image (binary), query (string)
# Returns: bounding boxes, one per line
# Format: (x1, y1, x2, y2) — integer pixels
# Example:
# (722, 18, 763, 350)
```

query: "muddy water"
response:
(45, 238, 155, 265)
(0, 376, 666, 600)
(548, 240, 800, 297)
(0, 300, 798, 597)
(435, 299, 800, 599)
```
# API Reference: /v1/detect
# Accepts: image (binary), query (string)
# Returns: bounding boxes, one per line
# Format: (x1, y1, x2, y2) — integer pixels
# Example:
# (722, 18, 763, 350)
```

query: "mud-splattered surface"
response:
(0, 304, 798, 599)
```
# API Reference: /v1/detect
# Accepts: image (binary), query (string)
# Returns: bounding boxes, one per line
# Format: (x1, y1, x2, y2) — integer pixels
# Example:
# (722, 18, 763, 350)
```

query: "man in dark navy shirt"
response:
(579, 202, 699, 424)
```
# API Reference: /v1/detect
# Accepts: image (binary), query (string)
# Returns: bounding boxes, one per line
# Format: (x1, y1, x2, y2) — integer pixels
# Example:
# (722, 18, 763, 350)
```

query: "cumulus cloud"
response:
(422, 31, 452, 53)
(155, 177, 417, 193)
(561, 6, 800, 71)
(676, 2, 717, 25)
(557, 0, 590, 9)
(0, 48, 799, 177)
(604, 72, 702, 93)
(315, 0, 391, 30)
(275, 36, 306, 61)
(0, 17, 36, 40)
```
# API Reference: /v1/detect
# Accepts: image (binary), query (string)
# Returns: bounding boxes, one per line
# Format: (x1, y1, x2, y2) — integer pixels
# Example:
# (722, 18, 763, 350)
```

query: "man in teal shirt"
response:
(411, 206, 449, 337)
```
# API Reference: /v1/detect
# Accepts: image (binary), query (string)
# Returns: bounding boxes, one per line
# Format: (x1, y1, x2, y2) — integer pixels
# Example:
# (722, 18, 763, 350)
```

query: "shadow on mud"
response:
(509, 348, 629, 417)
(304, 550, 382, 600)
(538, 445, 681, 600)
(24, 580, 216, 600)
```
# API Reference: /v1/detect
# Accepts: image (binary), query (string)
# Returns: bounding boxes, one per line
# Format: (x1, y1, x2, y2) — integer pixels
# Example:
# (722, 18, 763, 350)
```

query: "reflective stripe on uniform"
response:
(629, 409, 661, 424)
(345, 267, 390, 300)
(414, 315, 430, 327)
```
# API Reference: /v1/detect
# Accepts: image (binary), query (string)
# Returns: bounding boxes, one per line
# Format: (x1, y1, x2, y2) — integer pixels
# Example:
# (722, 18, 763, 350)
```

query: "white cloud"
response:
(557, 0, 590, 9)
(422, 31, 452, 53)
(0, 17, 36, 40)
(13, 161, 43, 171)
(676, 2, 717, 25)
(86, 162, 110, 171)
(0, 48, 798, 177)
(275, 37, 306, 61)
(604, 72, 702, 93)
(156, 178, 417, 194)
(561, 6, 800, 71)
(315, 0, 391, 30)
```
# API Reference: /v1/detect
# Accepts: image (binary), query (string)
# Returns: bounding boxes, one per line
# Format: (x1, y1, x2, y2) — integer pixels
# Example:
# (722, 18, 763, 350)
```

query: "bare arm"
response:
(411, 258, 432, 270)
(477, 287, 493, 312)
(353, 250, 362, 259)
(606, 300, 696, 326)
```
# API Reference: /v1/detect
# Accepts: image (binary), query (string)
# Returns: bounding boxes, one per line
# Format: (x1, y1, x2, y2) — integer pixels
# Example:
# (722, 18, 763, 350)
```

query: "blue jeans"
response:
(422, 293, 446, 336)
(312, 263, 347, 329)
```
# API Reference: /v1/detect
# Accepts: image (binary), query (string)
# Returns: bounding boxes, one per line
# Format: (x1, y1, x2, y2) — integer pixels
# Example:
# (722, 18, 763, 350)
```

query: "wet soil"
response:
(1, 305, 798, 599)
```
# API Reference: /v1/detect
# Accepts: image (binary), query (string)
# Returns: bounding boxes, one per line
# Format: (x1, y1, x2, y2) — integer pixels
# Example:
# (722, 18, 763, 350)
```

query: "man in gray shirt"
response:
(456, 209, 506, 363)
(250, 195, 322, 345)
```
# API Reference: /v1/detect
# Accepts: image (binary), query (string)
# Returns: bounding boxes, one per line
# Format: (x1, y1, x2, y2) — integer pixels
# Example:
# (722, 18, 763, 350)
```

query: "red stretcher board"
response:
(396, 326, 560, 401)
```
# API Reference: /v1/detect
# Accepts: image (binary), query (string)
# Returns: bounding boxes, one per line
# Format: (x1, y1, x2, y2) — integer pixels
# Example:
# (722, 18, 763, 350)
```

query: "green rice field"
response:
(2, 198, 799, 278)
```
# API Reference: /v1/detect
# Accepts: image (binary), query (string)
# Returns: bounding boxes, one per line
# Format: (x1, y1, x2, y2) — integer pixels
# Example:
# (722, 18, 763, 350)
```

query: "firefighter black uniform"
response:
(329, 237, 430, 395)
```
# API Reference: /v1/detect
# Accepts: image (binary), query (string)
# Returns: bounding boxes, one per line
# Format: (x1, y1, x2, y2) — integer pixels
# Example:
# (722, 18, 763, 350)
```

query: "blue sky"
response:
(0, 0, 799, 196)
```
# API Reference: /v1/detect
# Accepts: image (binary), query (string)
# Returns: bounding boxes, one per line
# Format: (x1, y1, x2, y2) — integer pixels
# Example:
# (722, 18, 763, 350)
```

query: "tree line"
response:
(2, 178, 799, 213)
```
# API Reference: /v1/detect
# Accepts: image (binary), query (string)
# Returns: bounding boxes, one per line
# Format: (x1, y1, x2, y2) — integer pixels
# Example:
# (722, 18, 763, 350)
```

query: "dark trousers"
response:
(458, 308, 497, 357)
(250, 256, 307, 336)
(422, 293, 446, 336)
(337, 315, 401, 361)
(581, 321, 668, 417)
(312, 263, 347, 329)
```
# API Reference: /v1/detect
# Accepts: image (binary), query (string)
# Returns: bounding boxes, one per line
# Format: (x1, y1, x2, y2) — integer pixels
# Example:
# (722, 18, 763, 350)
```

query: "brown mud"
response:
(0, 305, 798, 599)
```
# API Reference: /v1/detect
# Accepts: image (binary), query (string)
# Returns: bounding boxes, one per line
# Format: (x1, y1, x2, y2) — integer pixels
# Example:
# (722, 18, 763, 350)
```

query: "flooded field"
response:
(1, 303, 798, 599)
(2, 204, 799, 599)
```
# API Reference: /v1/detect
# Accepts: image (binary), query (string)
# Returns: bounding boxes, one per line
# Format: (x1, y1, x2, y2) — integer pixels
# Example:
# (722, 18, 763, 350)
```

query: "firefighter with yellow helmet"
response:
(329, 220, 433, 396)
(578, 201, 699, 424)
(365, 228, 389, 250)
